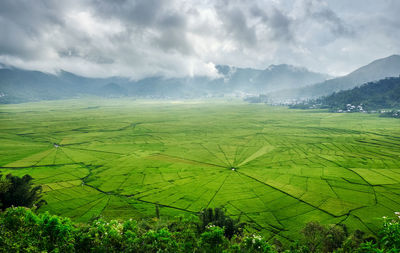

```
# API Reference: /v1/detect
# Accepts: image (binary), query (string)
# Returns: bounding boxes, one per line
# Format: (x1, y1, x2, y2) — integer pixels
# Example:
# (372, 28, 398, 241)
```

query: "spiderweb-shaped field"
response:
(1, 100, 399, 242)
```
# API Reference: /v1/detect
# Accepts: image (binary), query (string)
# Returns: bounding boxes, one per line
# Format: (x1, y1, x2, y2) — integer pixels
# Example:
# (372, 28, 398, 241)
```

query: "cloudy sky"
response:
(0, 0, 399, 79)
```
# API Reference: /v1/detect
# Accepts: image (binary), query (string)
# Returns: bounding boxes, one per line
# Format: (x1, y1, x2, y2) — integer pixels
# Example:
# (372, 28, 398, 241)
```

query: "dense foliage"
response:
(379, 110, 400, 118)
(1, 207, 399, 252)
(290, 77, 400, 114)
(198, 208, 244, 239)
(0, 173, 45, 210)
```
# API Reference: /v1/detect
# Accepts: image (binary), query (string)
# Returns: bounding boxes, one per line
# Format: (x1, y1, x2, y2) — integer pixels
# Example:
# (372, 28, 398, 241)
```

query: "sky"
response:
(0, 0, 399, 79)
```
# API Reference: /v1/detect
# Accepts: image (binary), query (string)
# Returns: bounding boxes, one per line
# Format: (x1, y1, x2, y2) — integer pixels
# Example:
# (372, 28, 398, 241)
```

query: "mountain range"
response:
(271, 54, 400, 100)
(0, 63, 329, 103)
(0, 55, 400, 104)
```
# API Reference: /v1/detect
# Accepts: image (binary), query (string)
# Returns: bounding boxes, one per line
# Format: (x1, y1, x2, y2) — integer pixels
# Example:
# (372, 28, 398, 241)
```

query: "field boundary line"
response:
(237, 171, 350, 218)
(148, 153, 227, 168)
(206, 174, 229, 208)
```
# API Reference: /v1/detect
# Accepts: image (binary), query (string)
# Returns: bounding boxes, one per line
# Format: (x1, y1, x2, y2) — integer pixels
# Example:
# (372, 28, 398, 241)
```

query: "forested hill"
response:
(270, 54, 400, 100)
(317, 77, 400, 110)
(297, 54, 400, 98)
(290, 77, 400, 115)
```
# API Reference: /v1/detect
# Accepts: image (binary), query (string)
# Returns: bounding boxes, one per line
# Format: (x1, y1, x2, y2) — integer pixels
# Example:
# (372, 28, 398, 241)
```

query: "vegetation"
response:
(290, 77, 400, 115)
(0, 173, 45, 210)
(1, 206, 400, 252)
(1, 99, 400, 242)
(379, 110, 400, 119)
(198, 207, 244, 239)
(289, 54, 400, 99)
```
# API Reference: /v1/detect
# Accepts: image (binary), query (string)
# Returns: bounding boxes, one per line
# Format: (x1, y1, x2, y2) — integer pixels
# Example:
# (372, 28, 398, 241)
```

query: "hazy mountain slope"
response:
(293, 55, 400, 99)
(216, 64, 330, 93)
(320, 77, 400, 110)
(0, 68, 132, 103)
(96, 83, 128, 97)
(0, 63, 329, 103)
(0, 68, 78, 103)
(123, 64, 329, 97)
(2, 54, 398, 104)
(291, 77, 400, 111)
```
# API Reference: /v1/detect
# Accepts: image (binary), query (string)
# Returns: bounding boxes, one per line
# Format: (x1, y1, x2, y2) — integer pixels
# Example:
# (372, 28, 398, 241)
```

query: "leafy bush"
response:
(199, 207, 244, 239)
(240, 234, 276, 252)
(167, 214, 199, 252)
(0, 207, 75, 252)
(302, 222, 347, 253)
(75, 219, 131, 252)
(199, 225, 228, 252)
(379, 213, 400, 251)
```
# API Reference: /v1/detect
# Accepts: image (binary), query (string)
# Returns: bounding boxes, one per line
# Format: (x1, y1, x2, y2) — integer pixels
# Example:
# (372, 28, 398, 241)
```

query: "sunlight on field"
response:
(1, 99, 399, 242)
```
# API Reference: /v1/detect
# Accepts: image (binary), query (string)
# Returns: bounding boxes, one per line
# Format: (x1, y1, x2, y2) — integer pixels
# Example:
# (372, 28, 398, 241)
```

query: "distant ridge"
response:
(0, 63, 328, 103)
(215, 64, 330, 93)
(290, 54, 400, 99)
(2, 55, 399, 104)
(291, 76, 400, 112)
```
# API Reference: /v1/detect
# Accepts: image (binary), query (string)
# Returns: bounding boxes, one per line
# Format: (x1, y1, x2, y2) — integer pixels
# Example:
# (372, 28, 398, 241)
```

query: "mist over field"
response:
(1, 1, 400, 252)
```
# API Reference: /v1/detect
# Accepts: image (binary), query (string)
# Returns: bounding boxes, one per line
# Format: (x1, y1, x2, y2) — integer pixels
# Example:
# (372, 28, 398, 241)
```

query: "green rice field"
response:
(1, 99, 399, 242)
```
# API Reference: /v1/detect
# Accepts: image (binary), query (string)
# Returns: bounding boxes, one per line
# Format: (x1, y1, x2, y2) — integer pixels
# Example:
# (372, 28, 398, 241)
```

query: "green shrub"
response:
(356, 241, 383, 253)
(199, 207, 244, 239)
(138, 228, 178, 252)
(199, 225, 228, 252)
(0, 207, 75, 252)
(301, 221, 346, 253)
(168, 214, 199, 252)
(340, 229, 366, 252)
(75, 218, 141, 252)
(240, 234, 276, 253)
(379, 213, 400, 251)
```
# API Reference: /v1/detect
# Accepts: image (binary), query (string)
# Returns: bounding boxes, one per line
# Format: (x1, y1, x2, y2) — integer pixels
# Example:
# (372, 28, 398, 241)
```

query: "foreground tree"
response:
(198, 207, 244, 239)
(0, 174, 46, 210)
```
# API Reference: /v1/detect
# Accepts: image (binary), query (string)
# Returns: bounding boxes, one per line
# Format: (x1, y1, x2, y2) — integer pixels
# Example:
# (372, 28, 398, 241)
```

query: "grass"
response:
(1, 98, 399, 242)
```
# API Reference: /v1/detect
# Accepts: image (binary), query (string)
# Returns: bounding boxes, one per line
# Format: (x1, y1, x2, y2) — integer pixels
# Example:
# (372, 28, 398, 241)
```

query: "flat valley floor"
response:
(1, 99, 399, 242)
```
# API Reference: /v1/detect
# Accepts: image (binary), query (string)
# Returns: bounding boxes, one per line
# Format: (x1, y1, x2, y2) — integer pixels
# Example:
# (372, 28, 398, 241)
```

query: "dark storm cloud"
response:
(0, 0, 399, 78)
(153, 13, 193, 55)
(0, 0, 66, 59)
(250, 5, 294, 42)
(91, 0, 195, 55)
(215, 4, 257, 47)
(91, 0, 165, 26)
(304, 0, 354, 37)
(0, 0, 64, 34)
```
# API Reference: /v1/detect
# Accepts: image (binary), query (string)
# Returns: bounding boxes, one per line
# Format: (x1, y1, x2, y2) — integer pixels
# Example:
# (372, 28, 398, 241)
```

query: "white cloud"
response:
(0, 0, 399, 78)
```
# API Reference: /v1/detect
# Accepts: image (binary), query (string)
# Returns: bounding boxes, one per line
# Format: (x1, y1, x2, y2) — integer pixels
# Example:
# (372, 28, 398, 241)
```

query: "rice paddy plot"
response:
(0, 98, 399, 241)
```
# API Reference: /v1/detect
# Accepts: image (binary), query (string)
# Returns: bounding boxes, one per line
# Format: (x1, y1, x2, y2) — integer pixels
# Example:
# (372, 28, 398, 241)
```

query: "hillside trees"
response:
(289, 76, 400, 113)
(0, 174, 46, 210)
(199, 207, 244, 239)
